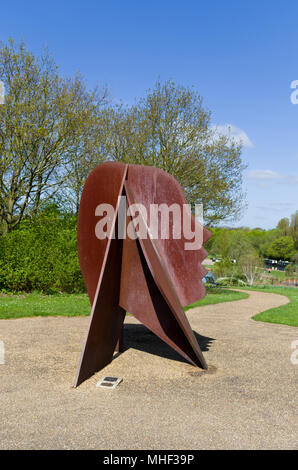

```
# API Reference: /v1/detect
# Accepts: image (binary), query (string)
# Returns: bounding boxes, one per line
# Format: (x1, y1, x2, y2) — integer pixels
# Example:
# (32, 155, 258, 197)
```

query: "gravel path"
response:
(0, 289, 297, 449)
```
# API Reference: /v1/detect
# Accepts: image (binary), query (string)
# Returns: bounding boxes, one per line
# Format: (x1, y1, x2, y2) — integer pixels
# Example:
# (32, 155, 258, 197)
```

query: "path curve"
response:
(0, 289, 297, 450)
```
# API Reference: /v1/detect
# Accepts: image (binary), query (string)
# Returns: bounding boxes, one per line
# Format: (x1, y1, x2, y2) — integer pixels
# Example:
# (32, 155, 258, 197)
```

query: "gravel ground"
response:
(0, 289, 297, 450)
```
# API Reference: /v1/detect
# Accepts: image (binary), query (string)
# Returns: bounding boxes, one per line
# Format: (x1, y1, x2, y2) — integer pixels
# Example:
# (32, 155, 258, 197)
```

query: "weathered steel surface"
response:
(77, 161, 128, 304)
(125, 164, 211, 307)
(122, 181, 207, 368)
(75, 162, 211, 386)
(74, 234, 126, 387)
(74, 162, 127, 386)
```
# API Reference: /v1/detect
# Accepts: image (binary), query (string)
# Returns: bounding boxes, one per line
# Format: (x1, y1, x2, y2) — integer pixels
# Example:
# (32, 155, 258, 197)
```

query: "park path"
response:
(0, 289, 297, 449)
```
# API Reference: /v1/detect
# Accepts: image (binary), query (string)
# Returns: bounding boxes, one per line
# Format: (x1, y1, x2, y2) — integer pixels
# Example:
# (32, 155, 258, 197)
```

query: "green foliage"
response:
(266, 236, 295, 261)
(215, 277, 247, 287)
(285, 263, 297, 276)
(257, 229, 280, 257)
(0, 39, 107, 232)
(0, 39, 296, 293)
(102, 80, 246, 224)
(207, 212, 298, 266)
(277, 217, 290, 236)
(213, 258, 236, 278)
(208, 227, 258, 261)
(0, 207, 85, 293)
(238, 249, 262, 285)
(290, 211, 298, 249)
(0, 39, 248, 227)
(245, 286, 298, 328)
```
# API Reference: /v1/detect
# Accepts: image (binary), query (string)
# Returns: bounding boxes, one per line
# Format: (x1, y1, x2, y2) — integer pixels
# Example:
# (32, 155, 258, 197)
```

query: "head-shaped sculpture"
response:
(74, 162, 211, 386)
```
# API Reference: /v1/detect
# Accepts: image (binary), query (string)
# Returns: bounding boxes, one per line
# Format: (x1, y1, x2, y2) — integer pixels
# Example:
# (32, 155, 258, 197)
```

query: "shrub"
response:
(0, 209, 85, 293)
(213, 259, 236, 278)
(216, 277, 247, 287)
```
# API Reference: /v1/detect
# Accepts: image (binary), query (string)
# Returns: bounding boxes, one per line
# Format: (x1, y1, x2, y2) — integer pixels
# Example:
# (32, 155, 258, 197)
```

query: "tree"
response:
(258, 228, 280, 257)
(277, 217, 290, 236)
(59, 76, 109, 213)
(102, 80, 246, 224)
(238, 250, 262, 286)
(213, 258, 236, 278)
(290, 211, 298, 249)
(218, 230, 230, 259)
(266, 236, 295, 261)
(228, 230, 253, 261)
(0, 39, 106, 232)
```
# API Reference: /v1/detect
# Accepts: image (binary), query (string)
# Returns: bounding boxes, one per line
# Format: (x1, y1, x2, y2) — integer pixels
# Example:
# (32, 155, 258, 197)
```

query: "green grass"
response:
(0, 292, 90, 319)
(0, 287, 248, 320)
(184, 287, 248, 310)
(265, 270, 298, 281)
(267, 270, 287, 280)
(239, 286, 298, 327)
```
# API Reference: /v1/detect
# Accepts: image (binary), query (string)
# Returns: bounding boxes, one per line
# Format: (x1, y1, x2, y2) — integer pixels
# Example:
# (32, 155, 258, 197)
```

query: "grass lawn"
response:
(239, 286, 298, 327)
(265, 270, 297, 281)
(0, 287, 248, 320)
(0, 292, 91, 319)
(267, 270, 286, 280)
(184, 287, 248, 310)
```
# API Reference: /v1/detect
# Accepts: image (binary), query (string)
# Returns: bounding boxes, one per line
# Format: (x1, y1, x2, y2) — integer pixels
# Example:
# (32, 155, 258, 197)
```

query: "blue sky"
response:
(1, 0, 298, 229)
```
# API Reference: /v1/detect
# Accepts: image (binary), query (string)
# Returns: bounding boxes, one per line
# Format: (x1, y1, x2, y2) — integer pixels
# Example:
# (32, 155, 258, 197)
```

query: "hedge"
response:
(0, 208, 85, 293)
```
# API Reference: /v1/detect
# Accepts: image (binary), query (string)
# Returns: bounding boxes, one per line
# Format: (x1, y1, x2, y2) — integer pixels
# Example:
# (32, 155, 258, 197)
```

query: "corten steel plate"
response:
(74, 162, 127, 386)
(125, 164, 211, 307)
(122, 182, 207, 369)
(77, 161, 128, 304)
(74, 162, 211, 387)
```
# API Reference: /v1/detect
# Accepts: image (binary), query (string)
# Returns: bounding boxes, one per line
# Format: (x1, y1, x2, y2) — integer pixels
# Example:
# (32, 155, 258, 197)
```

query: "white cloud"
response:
(247, 169, 283, 180)
(247, 169, 298, 185)
(211, 124, 254, 148)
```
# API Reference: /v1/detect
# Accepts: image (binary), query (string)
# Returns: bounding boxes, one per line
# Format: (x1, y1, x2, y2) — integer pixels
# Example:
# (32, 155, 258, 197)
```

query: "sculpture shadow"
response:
(122, 323, 215, 365)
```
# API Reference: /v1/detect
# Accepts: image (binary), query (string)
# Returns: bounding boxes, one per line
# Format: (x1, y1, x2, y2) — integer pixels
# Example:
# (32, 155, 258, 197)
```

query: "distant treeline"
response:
(205, 211, 298, 264)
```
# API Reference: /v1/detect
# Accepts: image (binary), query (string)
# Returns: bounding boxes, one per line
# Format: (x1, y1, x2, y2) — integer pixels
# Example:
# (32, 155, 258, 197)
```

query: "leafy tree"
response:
(218, 230, 230, 259)
(258, 228, 280, 257)
(60, 76, 110, 213)
(213, 258, 236, 278)
(207, 228, 254, 262)
(247, 227, 268, 254)
(266, 236, 295, 261)
(203, 226, 221, 257)
(0, 39, 105, 232)
(238, 250, 262, 286)
(102, 80, 246, 224)
(228, 230, 253, 261)
(277, 217, 290, 236)
(290, 211, 298, 249)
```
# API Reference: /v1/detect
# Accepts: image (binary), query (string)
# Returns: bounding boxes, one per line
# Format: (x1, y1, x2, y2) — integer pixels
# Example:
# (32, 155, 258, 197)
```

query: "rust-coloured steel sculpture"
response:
(74, 162, 211, 387)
